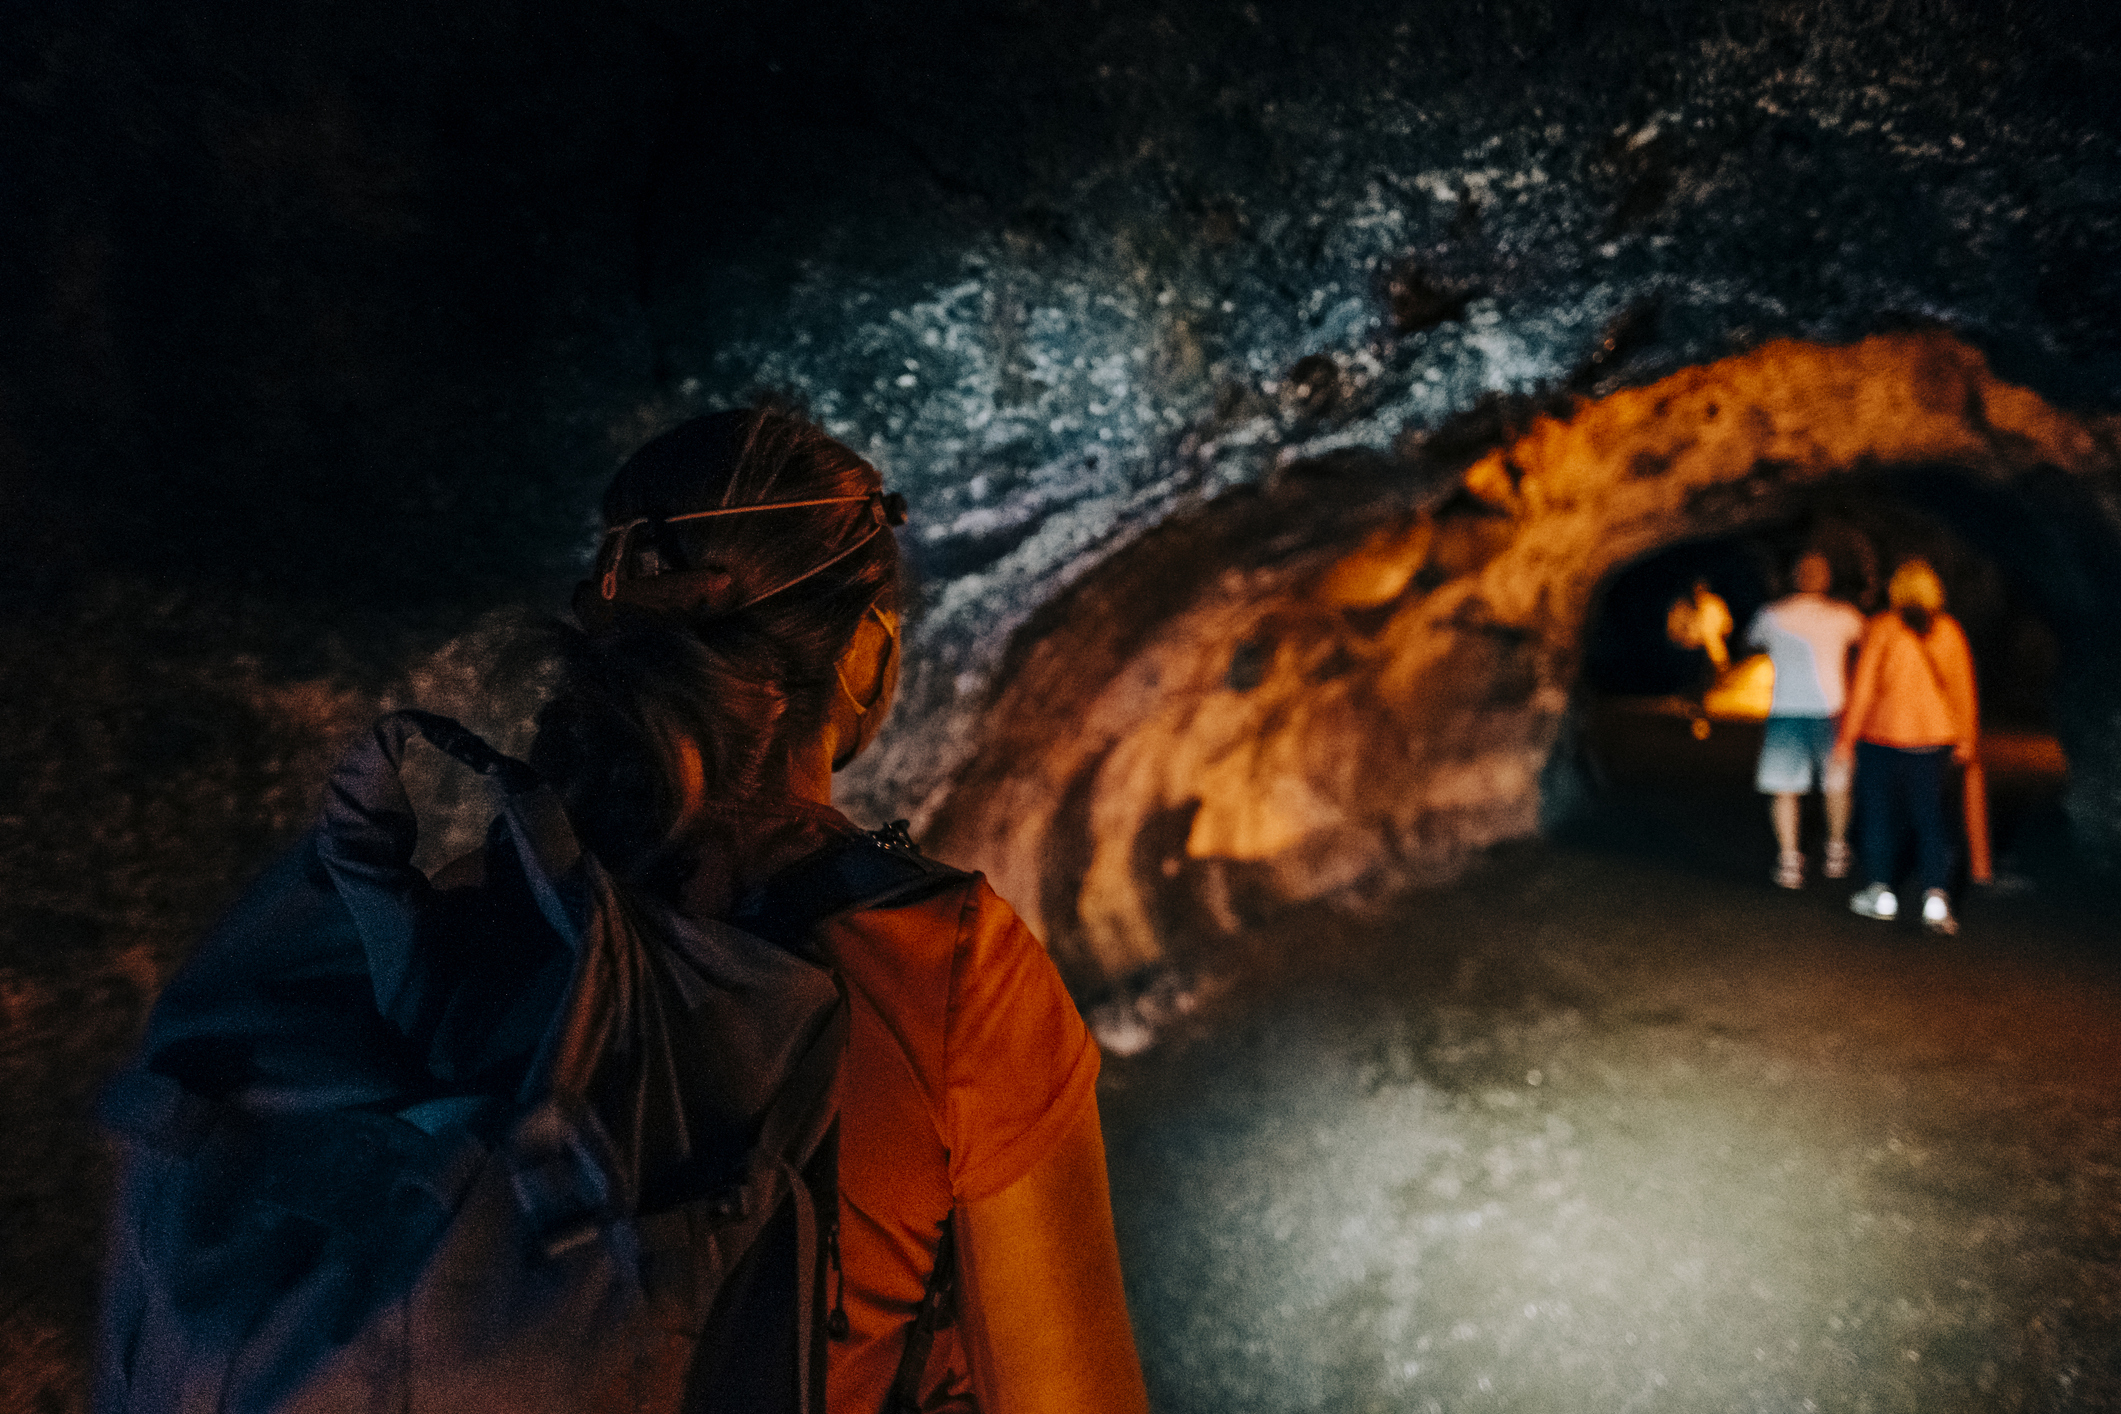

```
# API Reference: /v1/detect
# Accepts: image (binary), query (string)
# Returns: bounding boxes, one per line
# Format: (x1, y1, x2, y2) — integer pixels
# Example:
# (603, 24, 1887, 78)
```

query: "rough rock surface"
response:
(5, 3, 2121, 1408)
(8, 0, 2119, 834)
(930, 332, 2121, 986)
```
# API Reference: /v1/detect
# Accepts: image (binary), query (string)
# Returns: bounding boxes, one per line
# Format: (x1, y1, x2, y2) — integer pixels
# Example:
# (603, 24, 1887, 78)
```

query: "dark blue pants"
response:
(1855, 742, 1954, 894)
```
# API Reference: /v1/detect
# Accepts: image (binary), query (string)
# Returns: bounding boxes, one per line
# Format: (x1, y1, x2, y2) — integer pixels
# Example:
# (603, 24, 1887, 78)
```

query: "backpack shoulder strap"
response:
(725, 822, 973, 1413)
(728, 820, 973, 956)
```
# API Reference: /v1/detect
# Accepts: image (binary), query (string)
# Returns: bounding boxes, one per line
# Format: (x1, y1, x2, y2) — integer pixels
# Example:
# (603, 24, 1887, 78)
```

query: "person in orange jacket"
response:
(1832, 558, 1979, 935)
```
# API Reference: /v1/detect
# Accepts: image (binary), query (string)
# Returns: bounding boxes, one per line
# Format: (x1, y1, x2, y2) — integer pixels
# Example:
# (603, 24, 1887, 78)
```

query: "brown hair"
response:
(532, 403, 900, 880)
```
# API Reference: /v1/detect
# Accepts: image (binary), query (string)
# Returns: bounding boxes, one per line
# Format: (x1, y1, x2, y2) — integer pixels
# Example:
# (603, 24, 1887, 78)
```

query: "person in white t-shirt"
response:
(1743, 551, 1868, 889)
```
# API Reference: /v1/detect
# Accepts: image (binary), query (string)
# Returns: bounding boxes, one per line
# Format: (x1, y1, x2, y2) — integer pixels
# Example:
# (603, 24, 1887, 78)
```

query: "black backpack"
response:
(96, 709, 961, 1414)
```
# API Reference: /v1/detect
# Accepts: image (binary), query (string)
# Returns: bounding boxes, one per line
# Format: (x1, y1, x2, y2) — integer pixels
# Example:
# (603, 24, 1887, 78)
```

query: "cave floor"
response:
(1099, 705, 2121, 1414)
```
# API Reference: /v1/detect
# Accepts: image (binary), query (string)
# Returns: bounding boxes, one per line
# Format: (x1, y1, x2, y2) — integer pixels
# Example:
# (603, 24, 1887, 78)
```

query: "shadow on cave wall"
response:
(926, 332, 2121, 994)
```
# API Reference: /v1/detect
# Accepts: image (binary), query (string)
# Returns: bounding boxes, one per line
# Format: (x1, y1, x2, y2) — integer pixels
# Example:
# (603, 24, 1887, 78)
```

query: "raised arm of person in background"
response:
(957, 1099, 1152, 1414)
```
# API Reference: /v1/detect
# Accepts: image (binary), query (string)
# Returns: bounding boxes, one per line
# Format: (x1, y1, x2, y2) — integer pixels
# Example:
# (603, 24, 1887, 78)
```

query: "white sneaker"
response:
(1922, 889, 1958, 936)
(1849, 884, 1898, 921)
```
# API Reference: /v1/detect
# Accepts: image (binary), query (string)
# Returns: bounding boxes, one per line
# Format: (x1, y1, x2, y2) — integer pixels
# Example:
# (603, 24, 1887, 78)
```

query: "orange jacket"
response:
(1836, 611, 1979, 756)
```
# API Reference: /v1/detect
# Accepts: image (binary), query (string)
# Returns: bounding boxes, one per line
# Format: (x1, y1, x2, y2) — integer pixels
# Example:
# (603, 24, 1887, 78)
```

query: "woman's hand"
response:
(955, 1100, 1151, 1414)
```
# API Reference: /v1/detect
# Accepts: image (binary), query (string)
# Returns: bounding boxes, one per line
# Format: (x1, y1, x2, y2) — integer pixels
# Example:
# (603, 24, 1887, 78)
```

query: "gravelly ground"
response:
(1099, 710, 2121, 1414)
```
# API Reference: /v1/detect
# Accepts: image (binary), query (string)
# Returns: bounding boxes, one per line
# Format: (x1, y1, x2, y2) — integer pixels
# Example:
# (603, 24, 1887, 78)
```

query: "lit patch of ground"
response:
(1100, 722, 2119, 1413)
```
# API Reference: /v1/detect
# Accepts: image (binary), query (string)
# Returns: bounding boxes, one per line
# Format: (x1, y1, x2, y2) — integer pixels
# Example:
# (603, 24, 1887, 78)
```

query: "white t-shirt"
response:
(1744, 593, 1867, 717)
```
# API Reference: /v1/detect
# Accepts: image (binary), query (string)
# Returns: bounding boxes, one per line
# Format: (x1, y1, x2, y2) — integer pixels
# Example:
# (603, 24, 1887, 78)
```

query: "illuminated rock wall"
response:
(929, 333, 2120, 986)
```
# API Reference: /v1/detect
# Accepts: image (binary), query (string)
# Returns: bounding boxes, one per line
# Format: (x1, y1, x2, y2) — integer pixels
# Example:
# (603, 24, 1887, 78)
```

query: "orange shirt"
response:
(673, 800, 1100, 1413)
(822, 874, 1100, 1412)
(1837, 611, 1979, 754)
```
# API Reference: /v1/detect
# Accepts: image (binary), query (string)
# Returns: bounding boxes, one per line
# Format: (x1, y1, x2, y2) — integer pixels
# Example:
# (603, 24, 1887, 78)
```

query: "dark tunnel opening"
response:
(1573, 467, 2107, 886)
(1581, 472, 2073, 728)
(933, 332, 2121, 1005)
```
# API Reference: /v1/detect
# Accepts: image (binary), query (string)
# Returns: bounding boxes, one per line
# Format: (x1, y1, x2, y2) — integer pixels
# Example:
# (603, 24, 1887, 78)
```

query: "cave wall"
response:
(928, 332, 2121, 987)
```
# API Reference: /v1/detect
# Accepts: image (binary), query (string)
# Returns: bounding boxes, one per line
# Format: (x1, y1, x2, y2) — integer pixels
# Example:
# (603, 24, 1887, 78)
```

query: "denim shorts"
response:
(1756, 715, 1848, 794)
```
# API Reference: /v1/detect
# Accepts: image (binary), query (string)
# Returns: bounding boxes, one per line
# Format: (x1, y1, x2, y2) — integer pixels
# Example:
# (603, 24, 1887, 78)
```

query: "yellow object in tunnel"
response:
(1702, 653, 1775, 720)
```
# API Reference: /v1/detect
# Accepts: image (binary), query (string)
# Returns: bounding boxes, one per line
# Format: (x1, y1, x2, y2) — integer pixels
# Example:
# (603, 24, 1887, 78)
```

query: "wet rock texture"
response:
(929, 332, 2121, 986)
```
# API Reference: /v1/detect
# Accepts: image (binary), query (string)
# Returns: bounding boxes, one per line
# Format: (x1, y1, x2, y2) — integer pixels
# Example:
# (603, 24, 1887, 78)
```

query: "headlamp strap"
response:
(598, 491, 908, 603)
